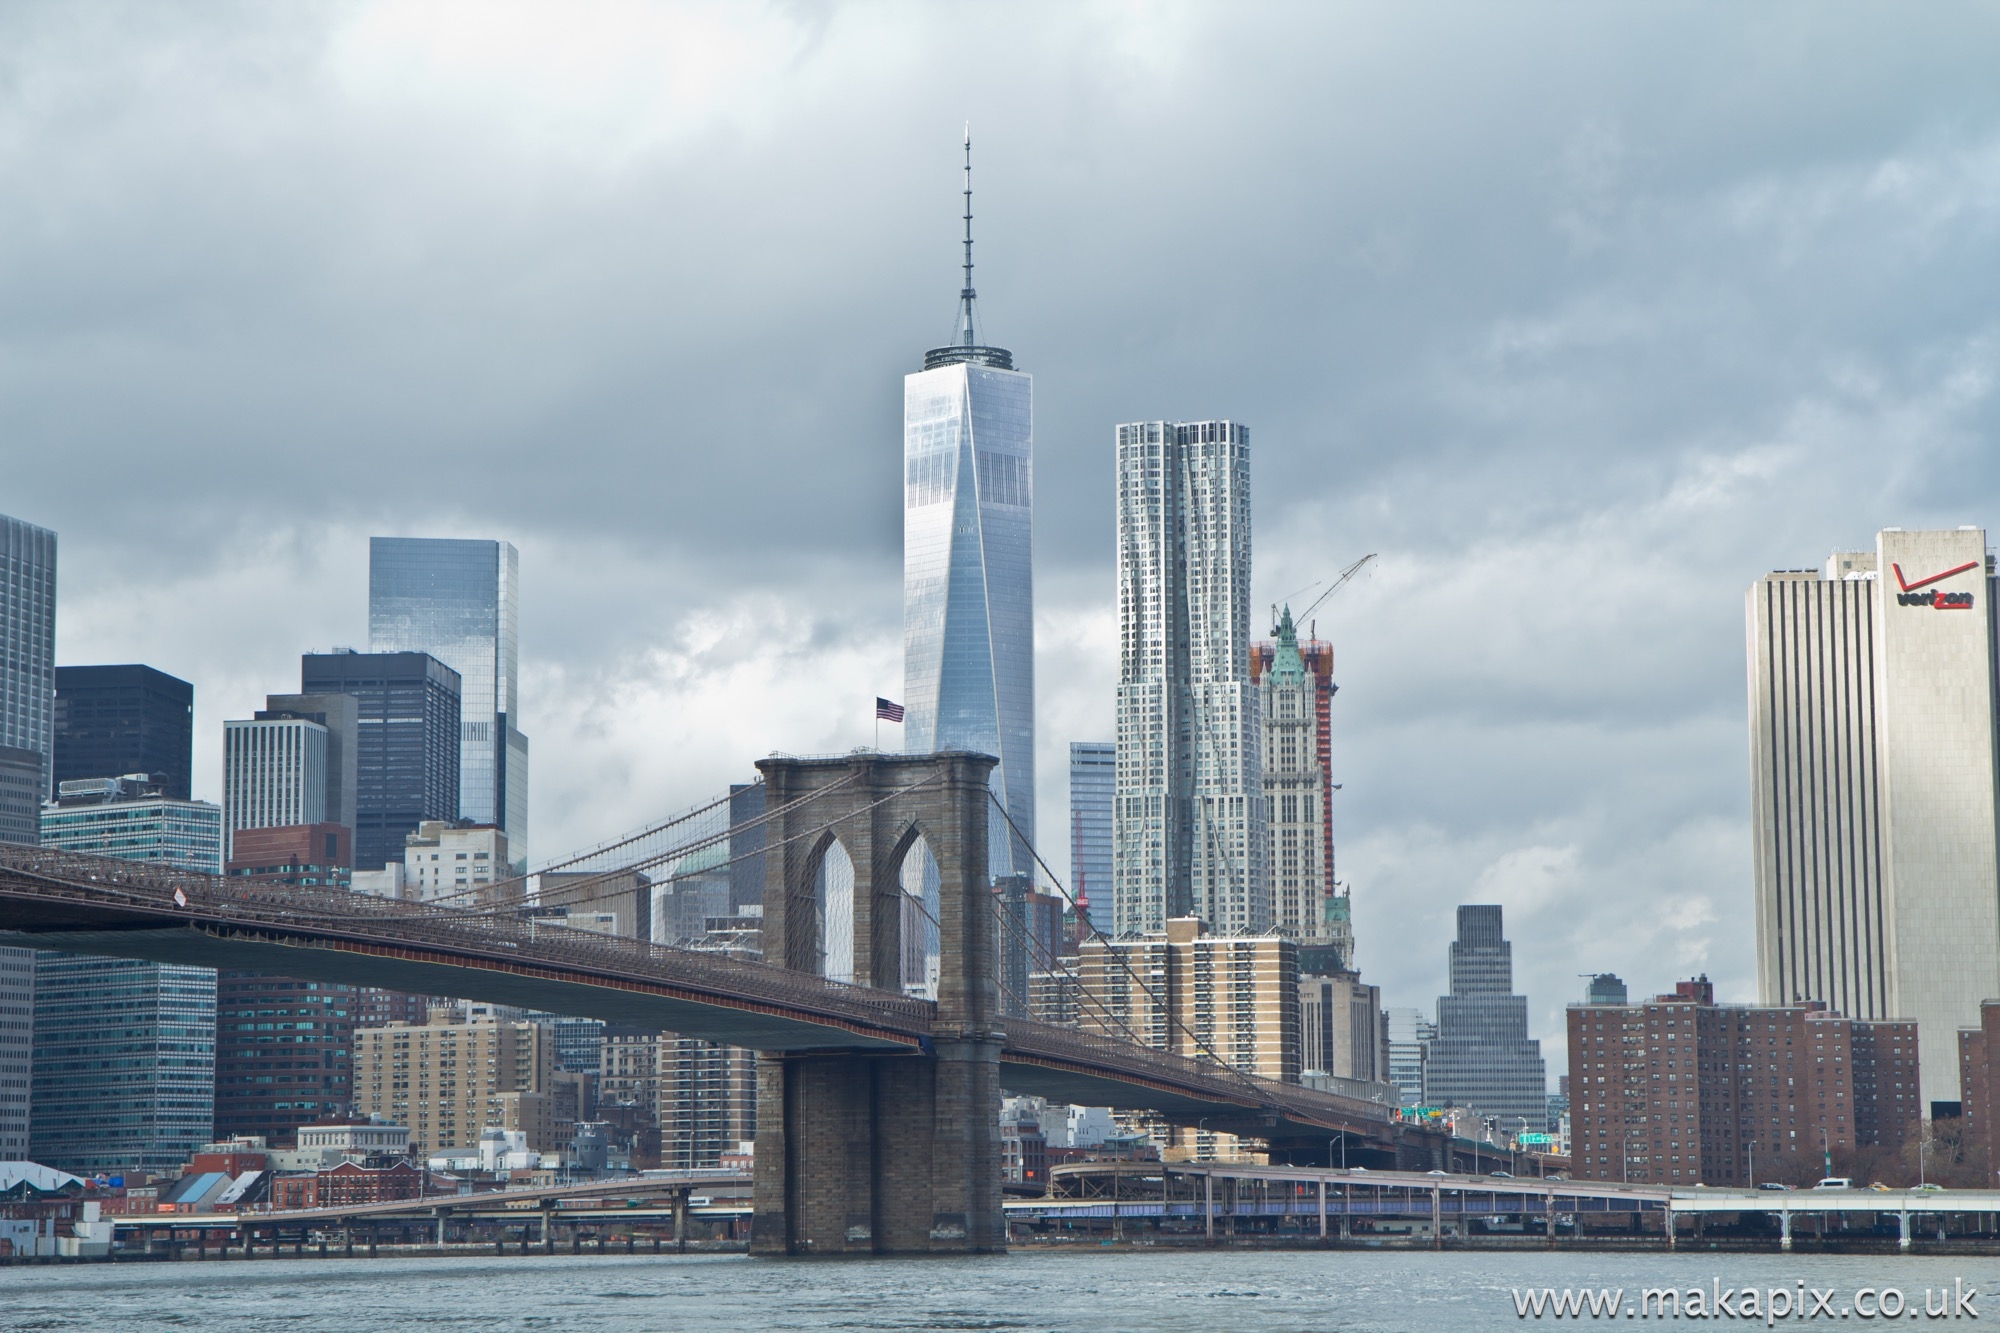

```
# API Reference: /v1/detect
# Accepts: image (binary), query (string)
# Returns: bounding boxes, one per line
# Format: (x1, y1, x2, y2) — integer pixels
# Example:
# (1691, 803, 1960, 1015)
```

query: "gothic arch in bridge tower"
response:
(891, 827, 942, 998)
(751, 749, 1006, 1255)
(798, 832, 856, 984)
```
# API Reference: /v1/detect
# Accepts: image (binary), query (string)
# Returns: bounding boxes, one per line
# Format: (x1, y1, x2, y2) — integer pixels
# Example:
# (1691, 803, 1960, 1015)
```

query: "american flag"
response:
(875, 697, 905, 723)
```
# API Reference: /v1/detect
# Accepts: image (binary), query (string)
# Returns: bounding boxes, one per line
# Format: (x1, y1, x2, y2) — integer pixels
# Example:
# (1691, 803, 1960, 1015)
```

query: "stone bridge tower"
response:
(750, 750, 1005, 1255)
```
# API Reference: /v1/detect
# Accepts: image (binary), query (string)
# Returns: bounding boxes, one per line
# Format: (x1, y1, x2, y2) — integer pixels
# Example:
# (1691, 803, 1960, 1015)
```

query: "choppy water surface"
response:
(3, 1249, 2000, 1331)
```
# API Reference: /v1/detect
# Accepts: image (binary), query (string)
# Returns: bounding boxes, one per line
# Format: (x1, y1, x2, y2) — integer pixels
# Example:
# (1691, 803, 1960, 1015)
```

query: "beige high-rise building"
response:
(1748, 526, 2000, 1107)
(353, 1011, 554, 1155)
(1300, 970, 1385, 1085)
(1078, 918, 1298, 1161)
(1078, 918, 1298, 1082)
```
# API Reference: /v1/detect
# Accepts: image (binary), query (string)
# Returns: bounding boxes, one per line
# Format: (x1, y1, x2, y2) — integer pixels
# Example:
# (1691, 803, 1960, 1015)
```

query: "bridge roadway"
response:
(107, 1171, 754, 1236)
(1013, 1164, 2000, 1248)
(0, 845, 1409, 1157)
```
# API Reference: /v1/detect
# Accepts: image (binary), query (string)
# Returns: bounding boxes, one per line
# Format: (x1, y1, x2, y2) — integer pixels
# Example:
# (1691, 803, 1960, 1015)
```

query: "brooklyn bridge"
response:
(0, 749, 1457, 1256)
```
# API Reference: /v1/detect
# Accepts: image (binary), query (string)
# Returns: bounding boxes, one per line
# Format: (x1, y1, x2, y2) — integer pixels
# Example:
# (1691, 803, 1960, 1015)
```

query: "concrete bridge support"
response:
(751, 752, 1006, 1256)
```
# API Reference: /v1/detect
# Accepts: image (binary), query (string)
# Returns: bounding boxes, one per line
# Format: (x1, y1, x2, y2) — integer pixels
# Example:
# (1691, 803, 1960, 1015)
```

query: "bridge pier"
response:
(751, 752, 1006, 1257)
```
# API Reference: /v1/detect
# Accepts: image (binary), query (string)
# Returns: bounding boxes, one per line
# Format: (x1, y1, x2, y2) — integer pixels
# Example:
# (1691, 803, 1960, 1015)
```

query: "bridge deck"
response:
(0, 845, 1405, 1145)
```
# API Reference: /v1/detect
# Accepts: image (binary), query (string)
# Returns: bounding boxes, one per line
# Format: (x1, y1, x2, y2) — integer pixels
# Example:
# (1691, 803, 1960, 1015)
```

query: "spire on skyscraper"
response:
(925, 129, 1012, 371)
(959, 125, 977, 349)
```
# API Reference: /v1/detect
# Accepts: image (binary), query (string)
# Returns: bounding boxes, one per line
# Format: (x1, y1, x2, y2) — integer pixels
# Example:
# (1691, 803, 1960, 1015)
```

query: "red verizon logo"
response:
(1892, 560, 1978, 610)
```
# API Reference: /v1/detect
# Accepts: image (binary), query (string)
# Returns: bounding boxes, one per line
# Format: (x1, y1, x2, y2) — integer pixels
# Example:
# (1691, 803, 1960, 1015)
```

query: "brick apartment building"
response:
(1568, 977, 1919, 1186)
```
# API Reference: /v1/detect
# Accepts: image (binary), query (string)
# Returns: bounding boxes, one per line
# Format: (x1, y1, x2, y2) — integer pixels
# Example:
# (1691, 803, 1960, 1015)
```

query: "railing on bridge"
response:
(0, 842, 934, 1036)
(0, 768, 1413, 1146)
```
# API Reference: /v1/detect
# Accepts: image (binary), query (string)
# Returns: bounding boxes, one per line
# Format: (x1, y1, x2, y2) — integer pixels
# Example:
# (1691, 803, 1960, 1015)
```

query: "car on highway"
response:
(1756, 1182, 1792, 1191)
(1813, 1177, 1853, 1190)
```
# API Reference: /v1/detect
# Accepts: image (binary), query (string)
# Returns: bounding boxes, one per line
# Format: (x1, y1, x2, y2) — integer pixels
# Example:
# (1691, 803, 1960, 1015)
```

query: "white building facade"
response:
(403, 820, 514, 906)
(222, 715, 327, 855)
(1748, 526, 2000, 1107)
(1113, 420, 1268, 936)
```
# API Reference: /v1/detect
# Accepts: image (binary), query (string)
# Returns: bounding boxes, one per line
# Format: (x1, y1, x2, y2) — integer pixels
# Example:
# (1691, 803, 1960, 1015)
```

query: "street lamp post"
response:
(1821, 1128, 1832, 1181)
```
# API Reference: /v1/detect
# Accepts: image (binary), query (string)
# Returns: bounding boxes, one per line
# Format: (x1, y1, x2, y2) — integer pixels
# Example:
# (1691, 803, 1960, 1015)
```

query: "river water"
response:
(3, 1249, 1998, 1331)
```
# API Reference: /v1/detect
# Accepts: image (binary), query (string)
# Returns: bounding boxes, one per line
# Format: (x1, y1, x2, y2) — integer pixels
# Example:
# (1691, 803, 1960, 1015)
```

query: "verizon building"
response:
(1747, 526, 2000, 1109)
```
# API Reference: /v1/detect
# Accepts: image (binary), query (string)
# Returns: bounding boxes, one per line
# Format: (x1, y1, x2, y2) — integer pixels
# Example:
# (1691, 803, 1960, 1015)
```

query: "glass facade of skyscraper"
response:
(40, 781, 225, 871)
(33, 780, 223, 1176)
(53, 664, 194, 800)
(0, 514, 56, 799)
(903, 358, 1035, 877)
(32, 955, 217, 1176)
(300, 651, 461, 875)
(1067, 741, 1114, 931)
(368, 537, 527, 865)
(0, 946, 31, 1158)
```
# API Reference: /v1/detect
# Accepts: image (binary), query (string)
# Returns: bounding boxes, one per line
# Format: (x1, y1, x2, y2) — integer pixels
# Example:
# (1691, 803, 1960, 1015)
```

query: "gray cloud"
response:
(9, 2, 2000, 1075)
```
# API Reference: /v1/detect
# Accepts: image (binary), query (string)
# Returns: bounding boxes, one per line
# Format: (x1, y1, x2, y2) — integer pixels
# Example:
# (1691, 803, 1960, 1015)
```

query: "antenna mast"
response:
(959, 126, 976, 347)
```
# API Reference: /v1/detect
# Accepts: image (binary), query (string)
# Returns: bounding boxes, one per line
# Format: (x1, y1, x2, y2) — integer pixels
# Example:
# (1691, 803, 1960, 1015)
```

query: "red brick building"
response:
(1568, 977, 1919, 1186)
(270, 1160, 434, 1210)
(226, 822, 352, 891)
(1956, 1001, 2000, 1182)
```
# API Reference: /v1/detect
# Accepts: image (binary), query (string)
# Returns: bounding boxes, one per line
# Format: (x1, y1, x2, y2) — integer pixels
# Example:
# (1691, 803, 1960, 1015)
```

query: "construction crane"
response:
(1273, 552, 1376, 635)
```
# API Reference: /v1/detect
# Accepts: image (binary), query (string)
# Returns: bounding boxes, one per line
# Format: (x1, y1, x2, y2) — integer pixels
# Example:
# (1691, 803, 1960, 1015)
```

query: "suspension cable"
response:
(986, 791, 1279, 1108)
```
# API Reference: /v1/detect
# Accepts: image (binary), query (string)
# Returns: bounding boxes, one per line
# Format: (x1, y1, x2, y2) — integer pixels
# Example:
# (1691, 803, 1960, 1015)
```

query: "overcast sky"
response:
(9, 2, 2000, 1074)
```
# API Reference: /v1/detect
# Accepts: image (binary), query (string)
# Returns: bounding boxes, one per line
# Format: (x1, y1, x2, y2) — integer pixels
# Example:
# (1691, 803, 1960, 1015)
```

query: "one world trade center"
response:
(903, 134, 1034, 879)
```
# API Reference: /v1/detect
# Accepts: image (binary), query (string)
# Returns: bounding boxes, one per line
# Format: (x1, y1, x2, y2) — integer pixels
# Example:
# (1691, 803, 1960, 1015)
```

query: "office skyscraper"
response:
(1252, 607, 1341, 950)
(1384, 1007, 1434, 1107)
(213, 975, 355, 1145)
(300, 651, 462, 874)
(1749, 527, 1999, 1108)
(222, 713, 327, 855)
(0, 746, 40, 846)
(1423, 905, 1548, 1134)
(0, 947, 30, 1157)
(40, 774, 224, 870)
(33, 776, 222, 1176)
(1112, 420, 1267, 936)
(53, 665, 193, 800)
(0, 514, 55, 798)
(1067, 742, 1114, 931)
(902, 136, 1035, 878)
(369, 537, 528, 864)
(263, 693, 359, 832)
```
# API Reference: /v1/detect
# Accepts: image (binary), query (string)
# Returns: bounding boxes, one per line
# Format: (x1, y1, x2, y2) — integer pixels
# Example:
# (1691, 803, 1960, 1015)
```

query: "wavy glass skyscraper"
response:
(903, 136, 1034, 877)
(1113, 421, 1269, 936)
(369, 537, 528, 866)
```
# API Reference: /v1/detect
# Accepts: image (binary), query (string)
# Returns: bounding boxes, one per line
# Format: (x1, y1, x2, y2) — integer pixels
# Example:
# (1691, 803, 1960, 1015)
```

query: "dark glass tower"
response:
(213, 974, 355, 1143)
(368, 538, 527, 865)
(300, 651, 461, 874)
(53, 664, 194, 800)
(1423, 904, 1549, 1134)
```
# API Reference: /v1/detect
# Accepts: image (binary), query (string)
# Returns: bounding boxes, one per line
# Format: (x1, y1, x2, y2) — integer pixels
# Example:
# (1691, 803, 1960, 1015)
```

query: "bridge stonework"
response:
(750, 751, 1006, 1256)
